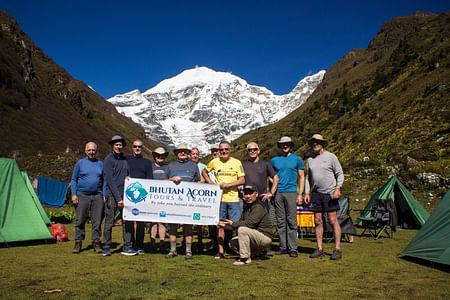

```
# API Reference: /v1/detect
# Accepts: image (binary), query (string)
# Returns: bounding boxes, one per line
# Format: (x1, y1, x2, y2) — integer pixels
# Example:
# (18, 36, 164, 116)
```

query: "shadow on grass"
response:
(400, 256, 450, 273)
(0, 238, 56, 248)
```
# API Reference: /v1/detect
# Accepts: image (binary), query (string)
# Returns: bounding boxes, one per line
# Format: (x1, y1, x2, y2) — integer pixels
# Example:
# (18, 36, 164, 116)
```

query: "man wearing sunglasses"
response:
(202, 140, 245, 259)
(242, 142, 279, 229)
(126, 139, 153, 254)
(150, 147, 169, 253)
(270, 136, 305, 258)
(304, 134, 344, 260)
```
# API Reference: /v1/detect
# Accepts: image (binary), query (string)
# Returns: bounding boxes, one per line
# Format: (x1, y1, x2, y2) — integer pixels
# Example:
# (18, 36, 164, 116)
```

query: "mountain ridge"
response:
(108, 66, 325, 154)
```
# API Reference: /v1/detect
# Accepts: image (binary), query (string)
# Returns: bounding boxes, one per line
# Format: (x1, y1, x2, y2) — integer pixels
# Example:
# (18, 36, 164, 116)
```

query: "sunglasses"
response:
(133, 145, 143, 148)
(211, 149, 219, 153)
(219, 148, 230, 152)
(247, 148, 258, 152)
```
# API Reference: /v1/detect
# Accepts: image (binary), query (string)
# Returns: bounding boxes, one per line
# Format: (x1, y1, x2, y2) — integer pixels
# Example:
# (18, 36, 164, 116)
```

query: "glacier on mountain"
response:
(108, 66, 325, 154)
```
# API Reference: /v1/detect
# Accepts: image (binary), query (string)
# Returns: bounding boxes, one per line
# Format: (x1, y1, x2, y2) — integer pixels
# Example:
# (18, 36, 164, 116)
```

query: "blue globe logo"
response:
(125, 182, 148, 204)
(132, 208, 140, 215)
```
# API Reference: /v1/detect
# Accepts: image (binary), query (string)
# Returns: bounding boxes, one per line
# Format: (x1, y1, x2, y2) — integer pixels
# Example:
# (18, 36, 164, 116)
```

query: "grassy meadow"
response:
(1, 222, 449, 300)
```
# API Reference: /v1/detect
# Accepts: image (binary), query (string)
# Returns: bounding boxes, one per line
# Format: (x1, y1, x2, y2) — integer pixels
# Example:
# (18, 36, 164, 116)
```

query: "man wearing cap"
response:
(218, 185, 272, 265)
(270, 136, 305, 257)
(102, 135, 134, 256)
(210, 143, 220, 159)
(202, 140, 245, 259)
(150, 146, 169, 252)
(70, 142, 104, 254)
(126, 139, 153, 254)
(166, 144, 201, 259)
(304, 134, 344, 260)
(243, 142, 279, 228)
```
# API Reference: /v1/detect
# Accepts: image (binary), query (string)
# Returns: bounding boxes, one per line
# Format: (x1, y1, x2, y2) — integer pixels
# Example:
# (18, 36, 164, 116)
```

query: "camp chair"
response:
(324, 196, 357, 243)
(357, 199, 394, 239)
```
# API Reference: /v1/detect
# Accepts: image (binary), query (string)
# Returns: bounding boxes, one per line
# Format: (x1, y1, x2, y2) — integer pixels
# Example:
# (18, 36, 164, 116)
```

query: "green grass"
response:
(1, 224, 449, 299)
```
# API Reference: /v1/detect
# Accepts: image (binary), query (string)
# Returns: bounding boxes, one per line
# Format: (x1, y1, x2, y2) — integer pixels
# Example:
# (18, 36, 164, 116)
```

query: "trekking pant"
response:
(274, 192, 298, 252)
(103, 196, 117, 247)
(75, 193, 103, 242)
(238, 226, 272, 259)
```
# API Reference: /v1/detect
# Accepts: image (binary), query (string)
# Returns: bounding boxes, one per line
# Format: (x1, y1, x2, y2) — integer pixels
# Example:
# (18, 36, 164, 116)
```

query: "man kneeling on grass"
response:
(218, 185, 272, 266)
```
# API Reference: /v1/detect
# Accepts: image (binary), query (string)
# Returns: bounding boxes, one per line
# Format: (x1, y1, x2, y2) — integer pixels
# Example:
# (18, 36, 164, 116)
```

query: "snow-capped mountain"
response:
(108, 66, 325, 154)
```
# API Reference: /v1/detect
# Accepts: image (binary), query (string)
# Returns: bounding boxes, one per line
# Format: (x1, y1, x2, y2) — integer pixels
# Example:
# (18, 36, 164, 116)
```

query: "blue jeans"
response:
(219, 202, 241, 221)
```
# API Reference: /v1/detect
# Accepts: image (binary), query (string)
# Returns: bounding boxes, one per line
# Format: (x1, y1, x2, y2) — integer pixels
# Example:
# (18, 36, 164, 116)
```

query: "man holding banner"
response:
(202, 140, 245, 259)
(166, 144, 201, 259)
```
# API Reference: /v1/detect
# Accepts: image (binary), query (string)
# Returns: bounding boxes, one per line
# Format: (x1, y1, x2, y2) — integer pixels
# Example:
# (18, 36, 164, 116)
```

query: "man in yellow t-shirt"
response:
(202, 140, 245, 259)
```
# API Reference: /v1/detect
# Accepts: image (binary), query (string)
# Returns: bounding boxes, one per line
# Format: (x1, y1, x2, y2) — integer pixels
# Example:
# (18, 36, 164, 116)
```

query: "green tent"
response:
(21, 171, 51, 225)
(401, 191, 450, 266)
(357, 176, 429, 229)
(0, 158, 52, 243)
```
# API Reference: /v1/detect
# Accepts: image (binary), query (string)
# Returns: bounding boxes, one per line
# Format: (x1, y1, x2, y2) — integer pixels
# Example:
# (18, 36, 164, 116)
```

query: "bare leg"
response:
(314, 212, 324, 250)
(328, 211, 341, 250)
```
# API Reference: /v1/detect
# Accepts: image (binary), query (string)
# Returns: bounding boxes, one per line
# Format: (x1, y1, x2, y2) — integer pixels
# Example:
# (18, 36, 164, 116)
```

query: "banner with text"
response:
(122, 178, 222, 225)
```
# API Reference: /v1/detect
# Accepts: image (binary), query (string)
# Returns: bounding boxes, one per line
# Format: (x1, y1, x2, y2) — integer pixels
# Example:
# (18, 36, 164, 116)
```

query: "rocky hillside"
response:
(233, 11, 450, 170)
(0, 11, 159, 163)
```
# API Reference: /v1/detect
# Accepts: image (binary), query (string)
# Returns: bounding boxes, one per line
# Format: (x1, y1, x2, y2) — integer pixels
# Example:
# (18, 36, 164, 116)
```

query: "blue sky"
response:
(1, 0, 449, 99)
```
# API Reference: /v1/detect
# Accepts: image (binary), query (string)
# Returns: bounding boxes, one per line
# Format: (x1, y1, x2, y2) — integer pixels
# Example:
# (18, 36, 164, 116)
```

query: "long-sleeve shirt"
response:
(226, 201, 273, 238)
(307, 150, 344, 194)
(70, 157, 103, 196)
(126, 155, 153, 179)
(103, 151, 130, 202)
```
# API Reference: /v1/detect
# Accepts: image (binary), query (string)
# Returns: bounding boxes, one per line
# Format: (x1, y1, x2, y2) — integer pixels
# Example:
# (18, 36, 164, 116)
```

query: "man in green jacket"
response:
(219, 185, 272, 266)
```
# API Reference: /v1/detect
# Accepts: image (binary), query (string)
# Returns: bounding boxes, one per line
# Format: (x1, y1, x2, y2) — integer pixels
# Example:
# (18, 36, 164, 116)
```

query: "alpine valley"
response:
(108, 66, 325, 154)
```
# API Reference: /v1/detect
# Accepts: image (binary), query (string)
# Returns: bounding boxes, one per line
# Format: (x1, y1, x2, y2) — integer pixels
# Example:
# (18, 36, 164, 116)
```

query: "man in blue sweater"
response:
(103, 135, 132, 256)
(271, 136, 305, 257)
(126, 139, 153, 253)
(71, 142, 104, 254)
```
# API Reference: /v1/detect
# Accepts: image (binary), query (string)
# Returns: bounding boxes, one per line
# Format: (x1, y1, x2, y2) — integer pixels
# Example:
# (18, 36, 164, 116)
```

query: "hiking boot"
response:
(121, 248, 138, 256)
(309, 248, 324, 258)
(102, 246, 111, 257)
(330, 249, 342, 260)
(185, 251, 193, 260)
(166, 250, 178, 259)
(289, 250, 298, 258)
(72, 241, 82, 254)
(93, 241, 103, 254)
(136, 248, 145, 255)
(233, 257, 252, 266)
(214, 252, 225, 260)
(275, 248, 287, 255)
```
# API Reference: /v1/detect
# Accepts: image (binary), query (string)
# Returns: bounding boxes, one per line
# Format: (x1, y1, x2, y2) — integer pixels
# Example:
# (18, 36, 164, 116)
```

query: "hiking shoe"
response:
(214, 252, 225, 260)
(102, 246, 111, 257)
(166, 250, 178, 259)
(93, 241, 103, 254)
(289, 250, 298, 258)
(309, 248, 324, 258)
(233, 258, 252, 266)
(121, 248, 138, 256)
(185, 251, 193, 260)
(136, 248, 145, 255)
(275, 248, 287, 255)
(330, 249, 342, 260)
(72, 241, 82, 254)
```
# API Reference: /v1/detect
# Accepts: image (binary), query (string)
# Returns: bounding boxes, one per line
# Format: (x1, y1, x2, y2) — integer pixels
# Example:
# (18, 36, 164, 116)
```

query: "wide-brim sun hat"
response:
(277, 136, 294, 147)
(173, 143, 191, 154)
(210, 143, 219, 150)
(308, 134, 328, 147)
(153, 147, 168, 156)
(108, 135, 127, 147)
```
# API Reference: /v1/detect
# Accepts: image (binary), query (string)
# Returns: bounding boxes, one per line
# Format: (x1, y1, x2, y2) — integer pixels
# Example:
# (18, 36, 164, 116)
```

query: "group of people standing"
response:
(70, 133, 344, 264)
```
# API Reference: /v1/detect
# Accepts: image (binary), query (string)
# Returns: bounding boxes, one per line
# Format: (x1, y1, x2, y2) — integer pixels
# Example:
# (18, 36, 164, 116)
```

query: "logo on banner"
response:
(132, 208, 140, 215)
(125, 182, 148, 204)
(159, 211, 167, 218)
(193, 213, 201, 220)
